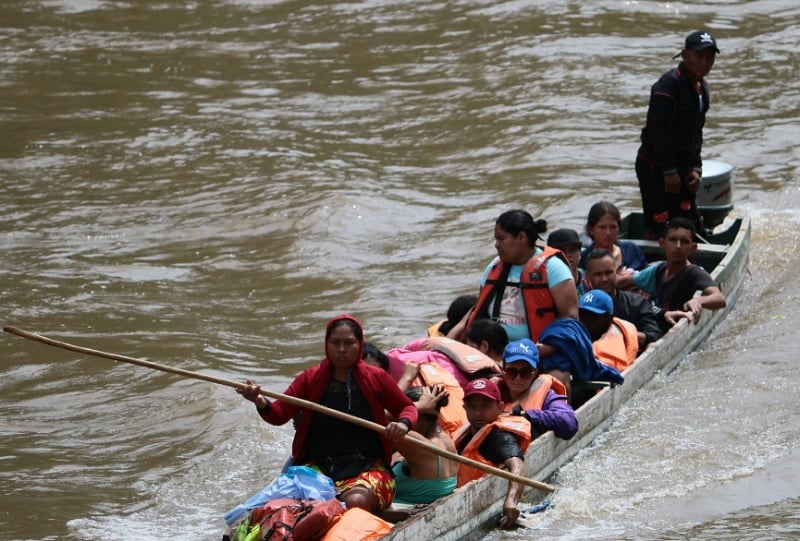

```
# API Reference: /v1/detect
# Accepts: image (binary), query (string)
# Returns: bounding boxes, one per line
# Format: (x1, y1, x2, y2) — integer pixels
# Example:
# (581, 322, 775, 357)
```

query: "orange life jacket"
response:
(494, 374, 567, 413)
(319, 506, 392, 541)
(419, 336, 501, 377)
(453, 415, 532, 487)
(427, 319, 446, 337)
(467, 247, 569, 342)
(593, 317, 639, 372)
(410, 362, 468, 438)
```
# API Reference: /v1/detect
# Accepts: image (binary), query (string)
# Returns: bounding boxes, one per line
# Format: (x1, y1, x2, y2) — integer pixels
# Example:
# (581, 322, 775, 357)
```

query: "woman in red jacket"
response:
(238, 314, 418, 513)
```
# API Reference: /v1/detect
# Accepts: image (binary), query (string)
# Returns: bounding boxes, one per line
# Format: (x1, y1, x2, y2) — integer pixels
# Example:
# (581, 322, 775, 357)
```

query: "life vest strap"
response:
(535, 306, 557, 317)
(519, 281, 549, 289)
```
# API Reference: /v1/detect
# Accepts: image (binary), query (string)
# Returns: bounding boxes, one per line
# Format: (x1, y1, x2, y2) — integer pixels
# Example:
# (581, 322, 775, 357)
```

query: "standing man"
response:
(636, 30, 720, 239)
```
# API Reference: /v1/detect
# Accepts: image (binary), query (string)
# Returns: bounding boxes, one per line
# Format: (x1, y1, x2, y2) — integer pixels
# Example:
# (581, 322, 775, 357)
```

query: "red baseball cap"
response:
(463, 378, 501, 401)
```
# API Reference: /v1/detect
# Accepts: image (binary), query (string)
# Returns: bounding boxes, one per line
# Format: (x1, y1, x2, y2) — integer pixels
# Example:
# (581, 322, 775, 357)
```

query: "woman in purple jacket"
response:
(494, 338, 578, 440)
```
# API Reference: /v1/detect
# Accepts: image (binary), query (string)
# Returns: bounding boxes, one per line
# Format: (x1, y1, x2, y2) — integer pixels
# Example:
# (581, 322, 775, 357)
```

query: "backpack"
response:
(231, 498, 344, 541)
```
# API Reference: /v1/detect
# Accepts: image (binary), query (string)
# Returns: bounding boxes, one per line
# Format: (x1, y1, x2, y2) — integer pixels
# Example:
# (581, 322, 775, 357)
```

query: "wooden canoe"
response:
(380, 212, 751, 541)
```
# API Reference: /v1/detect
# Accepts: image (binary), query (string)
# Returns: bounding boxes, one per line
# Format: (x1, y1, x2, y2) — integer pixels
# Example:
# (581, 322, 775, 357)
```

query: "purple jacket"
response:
(524, 389, 578, 440)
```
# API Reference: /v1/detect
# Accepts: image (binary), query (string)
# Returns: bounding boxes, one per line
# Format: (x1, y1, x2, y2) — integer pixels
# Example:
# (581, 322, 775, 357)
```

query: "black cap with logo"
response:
(673, 30, 720, 59)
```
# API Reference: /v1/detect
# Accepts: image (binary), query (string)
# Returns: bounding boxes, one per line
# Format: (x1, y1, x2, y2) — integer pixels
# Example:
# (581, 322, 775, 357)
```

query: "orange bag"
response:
(319, 507, 392, 541)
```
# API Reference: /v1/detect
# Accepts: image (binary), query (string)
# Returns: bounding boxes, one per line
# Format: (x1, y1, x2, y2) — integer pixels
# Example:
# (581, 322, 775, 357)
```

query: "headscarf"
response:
(323, 314, 365, 411)
(324, 313, 365, 362)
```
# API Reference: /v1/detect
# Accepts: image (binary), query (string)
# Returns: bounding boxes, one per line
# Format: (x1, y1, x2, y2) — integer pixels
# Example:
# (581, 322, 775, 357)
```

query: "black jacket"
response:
(613, 290, 664, 346)
(638, 62, 710, 175)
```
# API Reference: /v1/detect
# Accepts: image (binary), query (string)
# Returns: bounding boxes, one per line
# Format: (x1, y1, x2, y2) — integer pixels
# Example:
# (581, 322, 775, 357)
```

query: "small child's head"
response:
(439, 294, 478, 335)
(405, 385, 450, 411)
(362, 342, 389, 371)
(465, 319, 508, 361)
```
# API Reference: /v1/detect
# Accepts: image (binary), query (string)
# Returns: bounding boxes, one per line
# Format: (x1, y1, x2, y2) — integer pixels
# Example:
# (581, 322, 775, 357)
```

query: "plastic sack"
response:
(225, 465, 337, 526)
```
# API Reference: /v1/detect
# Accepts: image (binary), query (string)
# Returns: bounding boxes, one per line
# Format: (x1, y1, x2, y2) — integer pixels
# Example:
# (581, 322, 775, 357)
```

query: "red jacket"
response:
(261, 358, 418, 466)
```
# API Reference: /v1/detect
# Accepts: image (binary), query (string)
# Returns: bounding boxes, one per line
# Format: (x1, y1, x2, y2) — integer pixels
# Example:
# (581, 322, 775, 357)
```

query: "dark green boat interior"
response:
(620, 213, 743, 272)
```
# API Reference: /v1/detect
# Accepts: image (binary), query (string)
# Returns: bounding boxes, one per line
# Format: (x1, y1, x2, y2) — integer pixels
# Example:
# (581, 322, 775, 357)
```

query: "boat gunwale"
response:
(381, 213, 751, 541)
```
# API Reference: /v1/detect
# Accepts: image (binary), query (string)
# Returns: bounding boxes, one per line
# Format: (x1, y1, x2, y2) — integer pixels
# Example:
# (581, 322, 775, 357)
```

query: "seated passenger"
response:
(386, 335, 500, 389)
(579, 201, 649, 274)
(453, 378, 530, 528)
(583, 248, 664, 350)
(578, 290, 638, 372)
(617, 217, 726, 330)
(464, 209, 578, 343)
(395, 360, 467, 439)
(462, 318, 509, 366)
(547, 228, 587, 296)
(496, 339, 578, 440)
(237, 315, 417, 514)
(428, 294, 478, 338)
(391, 386, 458, 505)
(363, 342, 390, 371)
(538, 317, 624, 402)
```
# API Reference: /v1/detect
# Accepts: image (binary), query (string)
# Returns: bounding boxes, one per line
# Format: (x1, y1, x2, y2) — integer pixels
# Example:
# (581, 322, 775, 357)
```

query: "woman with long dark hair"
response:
(465, 209, 578, 344)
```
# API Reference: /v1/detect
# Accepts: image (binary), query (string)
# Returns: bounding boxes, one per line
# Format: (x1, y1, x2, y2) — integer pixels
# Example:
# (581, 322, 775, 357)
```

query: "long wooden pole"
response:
(4, 325, 555, 493)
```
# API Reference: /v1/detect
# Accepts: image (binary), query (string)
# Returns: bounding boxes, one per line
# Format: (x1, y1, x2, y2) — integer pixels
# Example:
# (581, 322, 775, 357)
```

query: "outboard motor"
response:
(697, 160, 734, 230)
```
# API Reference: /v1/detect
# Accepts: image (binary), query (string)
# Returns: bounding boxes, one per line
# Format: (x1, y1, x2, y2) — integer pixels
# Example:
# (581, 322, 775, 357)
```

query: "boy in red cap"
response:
(452, 378, 531, 528)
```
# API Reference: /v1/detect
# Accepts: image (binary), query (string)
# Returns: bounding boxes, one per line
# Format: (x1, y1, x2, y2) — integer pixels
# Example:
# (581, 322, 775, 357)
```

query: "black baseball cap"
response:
(547, 228, 582, 249)
(673, 30, 720, 59)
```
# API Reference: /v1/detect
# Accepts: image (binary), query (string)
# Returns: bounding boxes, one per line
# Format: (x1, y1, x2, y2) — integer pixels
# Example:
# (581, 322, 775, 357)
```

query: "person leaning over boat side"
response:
(463, 209, 579, 344)
(636, 30, 720, 239)
(617, 217, 726, 332)
(427, 293, 478, 338)
(237, 314, 418, 514)
(583, 248, 664, 350)
(390, 386, 459, 505)
(578, 201, 648, 276)
(547, 228, 588, 296)
(453, 378, 530, 528)
(577, 290, 639, 373)
(537, 316, 624, 403)
(392, 352, 468, 439)
(495, 339, 577, 440)
(386, 335, 501, 390)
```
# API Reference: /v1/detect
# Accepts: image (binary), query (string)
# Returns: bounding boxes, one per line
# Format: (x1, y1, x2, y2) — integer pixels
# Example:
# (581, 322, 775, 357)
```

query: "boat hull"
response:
(382, 213, 751, 541)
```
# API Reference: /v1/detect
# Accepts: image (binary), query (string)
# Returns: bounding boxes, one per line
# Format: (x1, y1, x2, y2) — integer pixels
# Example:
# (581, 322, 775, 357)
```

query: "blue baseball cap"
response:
(579, 290, 614, 315)
(502, 338, 539, 369)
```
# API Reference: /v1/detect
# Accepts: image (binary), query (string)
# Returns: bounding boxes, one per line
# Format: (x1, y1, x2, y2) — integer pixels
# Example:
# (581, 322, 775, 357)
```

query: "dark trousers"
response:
(635, 155, 704, 238)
